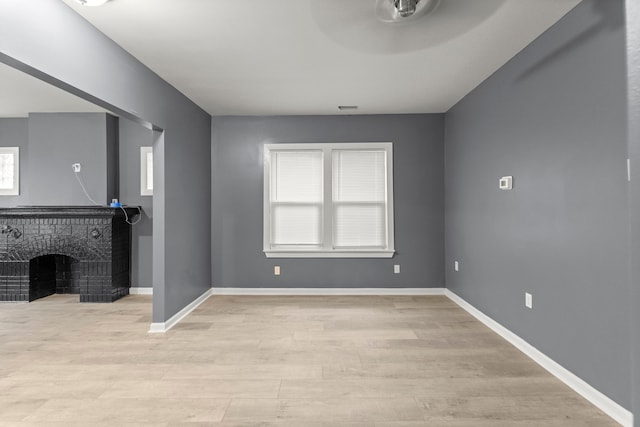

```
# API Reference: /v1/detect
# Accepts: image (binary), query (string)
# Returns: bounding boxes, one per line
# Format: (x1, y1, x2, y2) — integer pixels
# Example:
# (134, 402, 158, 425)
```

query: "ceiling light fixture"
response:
(376, 0, 440, 23)
(76, 0, 109, 6)
(395, 0, 417, 18)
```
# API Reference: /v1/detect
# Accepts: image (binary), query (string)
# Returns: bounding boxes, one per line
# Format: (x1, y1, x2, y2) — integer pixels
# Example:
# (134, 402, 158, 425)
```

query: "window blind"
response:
(270, 150, 323, 247)
(332, 150, 387, 248)
(0, 147, 19, 196)
(146, 151, 153, 191)
(0, 153, 15, 190)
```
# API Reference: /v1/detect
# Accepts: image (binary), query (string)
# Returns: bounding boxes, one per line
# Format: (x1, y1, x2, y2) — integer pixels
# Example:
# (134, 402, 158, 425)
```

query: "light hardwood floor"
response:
(0, 294, 618, 426)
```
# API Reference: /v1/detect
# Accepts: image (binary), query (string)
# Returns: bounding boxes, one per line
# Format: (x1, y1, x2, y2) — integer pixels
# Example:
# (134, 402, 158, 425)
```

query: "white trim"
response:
(264, 250, 395, 258)
(148, 288, 212, 333)
(129, 287, 153, 295)
(211, 287, 445, 296)
(263, 142, 395, 258)
(444, 289, 633, 427)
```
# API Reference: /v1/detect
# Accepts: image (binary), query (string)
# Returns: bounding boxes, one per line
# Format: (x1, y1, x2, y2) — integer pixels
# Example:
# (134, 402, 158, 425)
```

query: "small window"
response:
(263, 142, 395, 258)
(0, 147, 19, 196)
(140, 146, 153, 196)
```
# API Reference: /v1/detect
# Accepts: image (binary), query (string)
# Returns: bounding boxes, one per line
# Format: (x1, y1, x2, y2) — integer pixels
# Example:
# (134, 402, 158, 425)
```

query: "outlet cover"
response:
(499, 176, 513, 190)
(525, 292, 533, 309)
(274, 266, 280, 276)
(394, 265, 400, 274)
(454, 261, 459, 272)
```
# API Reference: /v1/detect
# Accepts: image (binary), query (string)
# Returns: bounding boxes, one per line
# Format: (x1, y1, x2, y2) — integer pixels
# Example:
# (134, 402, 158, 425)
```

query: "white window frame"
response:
(0, 147, 19, 196)
(263, 142, 395, 258)
(140, 146, 153, 196)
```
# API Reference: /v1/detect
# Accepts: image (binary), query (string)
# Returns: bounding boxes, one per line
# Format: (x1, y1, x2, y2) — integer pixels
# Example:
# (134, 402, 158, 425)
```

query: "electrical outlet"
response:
(454, 261, 459, 272)
(72, 163, 81, 173)
(525, 292, 533, 309)
(499, 176, 513, 190)
(394, 264, 400, 274)
(274, 266, 280, 276)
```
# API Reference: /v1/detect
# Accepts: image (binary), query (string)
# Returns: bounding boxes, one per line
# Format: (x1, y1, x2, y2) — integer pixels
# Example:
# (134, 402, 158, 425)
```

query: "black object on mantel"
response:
(0, 206, 140, 303)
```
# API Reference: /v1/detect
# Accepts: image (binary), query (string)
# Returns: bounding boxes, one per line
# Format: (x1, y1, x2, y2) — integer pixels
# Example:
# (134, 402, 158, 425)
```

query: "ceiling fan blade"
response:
(374, 0, 398, 23)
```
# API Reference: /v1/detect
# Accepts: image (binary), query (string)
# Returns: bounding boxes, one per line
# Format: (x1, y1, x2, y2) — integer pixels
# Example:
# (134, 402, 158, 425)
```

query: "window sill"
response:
(264, 250, 395, 259)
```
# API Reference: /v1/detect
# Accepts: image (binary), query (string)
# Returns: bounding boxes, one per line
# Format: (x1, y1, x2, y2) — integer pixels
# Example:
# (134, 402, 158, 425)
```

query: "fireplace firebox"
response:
(0, 206, 140, 303)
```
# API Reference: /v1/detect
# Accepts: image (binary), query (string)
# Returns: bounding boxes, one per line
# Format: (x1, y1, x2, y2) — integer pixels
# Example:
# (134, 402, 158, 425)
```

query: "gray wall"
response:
(106, 114, 118, 203)
(0, 118, 28, 207)
(119, 117, 153, 289)
(625, 0, 640, 423)
(445, 0, 630, 409)
(211, 114, 444, 288)
(0, 1, 211, 323)
(27, 112, 115, 205)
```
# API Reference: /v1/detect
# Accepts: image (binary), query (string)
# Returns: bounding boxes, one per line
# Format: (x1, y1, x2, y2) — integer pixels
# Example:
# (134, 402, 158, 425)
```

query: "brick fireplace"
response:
(0, 206, 139, 303)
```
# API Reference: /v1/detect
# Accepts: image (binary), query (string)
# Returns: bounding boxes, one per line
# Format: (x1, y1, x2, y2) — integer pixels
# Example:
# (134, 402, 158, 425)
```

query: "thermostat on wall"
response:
(499, 176, 513, 190)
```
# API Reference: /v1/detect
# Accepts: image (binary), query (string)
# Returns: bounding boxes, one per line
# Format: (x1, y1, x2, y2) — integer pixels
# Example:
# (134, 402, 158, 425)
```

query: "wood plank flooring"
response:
(0, 294, 618, 426)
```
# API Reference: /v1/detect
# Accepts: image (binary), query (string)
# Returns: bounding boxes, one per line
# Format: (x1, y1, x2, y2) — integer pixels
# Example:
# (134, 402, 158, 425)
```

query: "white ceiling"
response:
(0, 63, 107, 118)
(2, 0, 582, 117)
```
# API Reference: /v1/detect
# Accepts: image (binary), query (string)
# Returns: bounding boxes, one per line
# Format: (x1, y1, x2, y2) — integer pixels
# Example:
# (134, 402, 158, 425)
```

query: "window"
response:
(0, 147, 19, 196)
(263, 142, 394, 258)
(140, 146, 153, 196)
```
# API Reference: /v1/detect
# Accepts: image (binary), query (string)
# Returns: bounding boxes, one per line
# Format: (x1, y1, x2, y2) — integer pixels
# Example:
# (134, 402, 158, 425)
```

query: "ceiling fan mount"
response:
(376, 0, 441, 23)
(311, 0, 507, 54)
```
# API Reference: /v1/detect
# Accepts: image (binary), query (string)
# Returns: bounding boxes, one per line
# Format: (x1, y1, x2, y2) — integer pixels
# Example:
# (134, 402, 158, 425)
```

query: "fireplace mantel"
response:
(0, 206, 140, 303)
(0, 206, 140, 217)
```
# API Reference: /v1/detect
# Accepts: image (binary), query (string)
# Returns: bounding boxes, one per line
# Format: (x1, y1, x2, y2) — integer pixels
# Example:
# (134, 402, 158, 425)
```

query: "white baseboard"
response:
(210, 287, 445, 296)
(129, 287, 153, 295)
(148, 288, 212, 333)
(444, 289, 633, 427)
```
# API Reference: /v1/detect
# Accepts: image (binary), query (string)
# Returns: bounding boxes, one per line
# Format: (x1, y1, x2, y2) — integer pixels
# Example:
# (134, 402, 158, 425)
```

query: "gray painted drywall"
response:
(152, 130, 166, 322)
(445, 0, 630, 408)
(119, 117, 153, 289)
(0, 118, 28, 207)
(211, 114, 444, 288)
(27, 112, 114, 206)
(106, 114, 118, 203)
(0, 1, 211, 323)
(625, 0, 640, 423)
